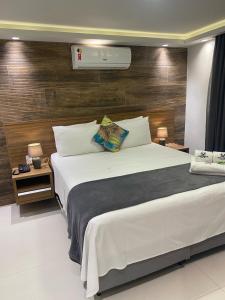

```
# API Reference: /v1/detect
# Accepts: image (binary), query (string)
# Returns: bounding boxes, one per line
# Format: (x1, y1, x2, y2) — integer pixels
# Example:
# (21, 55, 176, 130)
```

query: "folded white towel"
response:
(213, 152, 225, 164)
(190, 157, 225, 176)
(194, 150, 213, 163)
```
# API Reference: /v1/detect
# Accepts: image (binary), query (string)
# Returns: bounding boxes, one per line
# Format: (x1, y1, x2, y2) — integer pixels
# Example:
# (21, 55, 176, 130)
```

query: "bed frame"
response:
(98, 232, 225, 293)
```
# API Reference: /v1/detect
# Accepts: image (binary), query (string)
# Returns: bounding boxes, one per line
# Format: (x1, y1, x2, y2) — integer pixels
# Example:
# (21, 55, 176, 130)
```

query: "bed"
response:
(4, 111, 225, 298)
(51, 143, 225, 298)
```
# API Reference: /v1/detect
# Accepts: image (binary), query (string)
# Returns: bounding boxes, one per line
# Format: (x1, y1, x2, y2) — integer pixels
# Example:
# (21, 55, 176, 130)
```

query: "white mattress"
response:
(51, 143, 190, 210)
(51, 144, 225, 298)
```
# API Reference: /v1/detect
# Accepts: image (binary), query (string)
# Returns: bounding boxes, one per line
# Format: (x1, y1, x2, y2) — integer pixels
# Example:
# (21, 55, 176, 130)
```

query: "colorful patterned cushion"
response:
(93, 116, 129, 152)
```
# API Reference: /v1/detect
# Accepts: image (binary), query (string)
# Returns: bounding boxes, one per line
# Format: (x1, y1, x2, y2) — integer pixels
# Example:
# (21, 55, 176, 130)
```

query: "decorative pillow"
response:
(94, 116, 129, 152)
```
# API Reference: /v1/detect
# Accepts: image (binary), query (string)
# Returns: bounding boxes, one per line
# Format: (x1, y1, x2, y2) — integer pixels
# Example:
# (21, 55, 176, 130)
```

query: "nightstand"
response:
(12, 163, 54, 205)
(166, 143, 189, 153)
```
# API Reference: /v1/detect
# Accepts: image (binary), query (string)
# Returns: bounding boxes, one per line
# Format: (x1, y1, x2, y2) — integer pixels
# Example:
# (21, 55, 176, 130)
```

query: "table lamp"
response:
(28, 143, 43, 169)
(157, 127, 168, 146)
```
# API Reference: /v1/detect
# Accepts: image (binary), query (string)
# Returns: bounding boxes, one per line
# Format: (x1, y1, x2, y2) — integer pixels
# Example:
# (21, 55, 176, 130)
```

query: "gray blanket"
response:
(67, 163, 225, 263)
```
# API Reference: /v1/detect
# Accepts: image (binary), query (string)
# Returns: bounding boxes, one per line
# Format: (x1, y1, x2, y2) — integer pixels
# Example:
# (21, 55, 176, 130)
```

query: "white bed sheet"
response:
(51, 144, 225, 298)
(51, 143, 190, 210)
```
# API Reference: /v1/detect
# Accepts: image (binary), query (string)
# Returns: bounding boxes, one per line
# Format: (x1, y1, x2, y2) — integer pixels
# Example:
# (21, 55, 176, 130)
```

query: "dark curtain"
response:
(205, 33, 225, 151)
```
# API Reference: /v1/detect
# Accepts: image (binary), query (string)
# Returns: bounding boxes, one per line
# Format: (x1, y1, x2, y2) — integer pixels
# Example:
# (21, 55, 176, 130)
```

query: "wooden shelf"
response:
(12, 163, 51, 180)
(17, 189, 53, 205)
(12, 164, 54, 205)
(17, 183, 51, 194)
(166, 143, 189, 153)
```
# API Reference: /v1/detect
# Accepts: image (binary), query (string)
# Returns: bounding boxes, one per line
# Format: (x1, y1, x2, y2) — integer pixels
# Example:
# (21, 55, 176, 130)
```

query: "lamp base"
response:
(159, 139, 166, 146)
(32, 157, 42, 169)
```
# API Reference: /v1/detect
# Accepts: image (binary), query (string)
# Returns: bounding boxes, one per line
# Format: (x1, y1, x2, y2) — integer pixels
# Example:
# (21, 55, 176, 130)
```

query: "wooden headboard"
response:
(4, 109, 175, 167)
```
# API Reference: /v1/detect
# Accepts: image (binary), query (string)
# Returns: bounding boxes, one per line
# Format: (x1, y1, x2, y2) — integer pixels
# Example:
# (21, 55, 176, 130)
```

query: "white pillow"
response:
(67, 120, 97, 127)
(115, 116, 143, 126)
(117, 117, 151, 149)
(53, 124, 104, 156)
(53, 120, 97, 131)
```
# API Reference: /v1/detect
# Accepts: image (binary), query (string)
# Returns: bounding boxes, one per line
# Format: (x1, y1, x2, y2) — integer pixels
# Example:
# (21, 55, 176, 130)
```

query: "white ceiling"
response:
(2, 0, 225, 33)
(1, 0, 225, 46)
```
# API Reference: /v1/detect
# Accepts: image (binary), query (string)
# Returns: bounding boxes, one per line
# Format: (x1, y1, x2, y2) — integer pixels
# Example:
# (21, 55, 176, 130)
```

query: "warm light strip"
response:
(0, 19, 225, 41)
(0, 20, 184, 40)
(184, 19, 225, 39)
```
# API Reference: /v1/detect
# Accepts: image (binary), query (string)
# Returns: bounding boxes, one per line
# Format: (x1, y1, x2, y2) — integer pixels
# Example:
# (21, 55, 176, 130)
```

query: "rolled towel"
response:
(194, 150, 213, 163)
(213, 151, 225, 164)
(190, 157, 225, 176)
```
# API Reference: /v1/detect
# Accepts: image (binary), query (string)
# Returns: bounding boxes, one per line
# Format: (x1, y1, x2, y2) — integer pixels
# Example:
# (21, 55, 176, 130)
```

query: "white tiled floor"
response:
(1, 202, 225, 300)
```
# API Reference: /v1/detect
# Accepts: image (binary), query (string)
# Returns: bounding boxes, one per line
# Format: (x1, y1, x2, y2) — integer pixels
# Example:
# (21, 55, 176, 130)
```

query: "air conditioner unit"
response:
(71, 45, 131, 70)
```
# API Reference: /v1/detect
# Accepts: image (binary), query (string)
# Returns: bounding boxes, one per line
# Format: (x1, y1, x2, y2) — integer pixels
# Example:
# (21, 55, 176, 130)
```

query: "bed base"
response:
(97, 232, 225, 294)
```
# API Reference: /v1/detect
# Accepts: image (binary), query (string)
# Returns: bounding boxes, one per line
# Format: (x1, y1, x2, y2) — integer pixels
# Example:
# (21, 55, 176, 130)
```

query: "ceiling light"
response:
(81, 39, 114, 46)
(162, 44, 168, 47)
(12, 36, 20, 40)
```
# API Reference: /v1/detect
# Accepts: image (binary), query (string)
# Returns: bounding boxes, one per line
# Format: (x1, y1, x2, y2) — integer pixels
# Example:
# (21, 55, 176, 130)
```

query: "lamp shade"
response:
(28, 143, 43, 158)
(157, 127, 168, 139)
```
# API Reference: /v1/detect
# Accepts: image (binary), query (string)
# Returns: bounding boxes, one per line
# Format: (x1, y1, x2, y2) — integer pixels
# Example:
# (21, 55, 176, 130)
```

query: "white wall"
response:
(185, 40, 215, 154)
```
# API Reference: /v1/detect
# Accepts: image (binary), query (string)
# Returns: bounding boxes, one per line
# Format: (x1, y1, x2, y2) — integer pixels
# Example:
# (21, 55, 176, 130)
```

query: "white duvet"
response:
(51, 144, 225, 298)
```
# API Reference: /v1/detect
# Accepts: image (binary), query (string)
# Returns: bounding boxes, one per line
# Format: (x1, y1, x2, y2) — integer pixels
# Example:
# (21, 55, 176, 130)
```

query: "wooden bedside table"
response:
(166, 143, 189, 153)
(12, 163, 54, 205)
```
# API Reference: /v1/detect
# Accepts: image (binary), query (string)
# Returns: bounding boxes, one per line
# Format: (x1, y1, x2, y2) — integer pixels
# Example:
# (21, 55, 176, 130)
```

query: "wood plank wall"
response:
(0, 40, 187, 206)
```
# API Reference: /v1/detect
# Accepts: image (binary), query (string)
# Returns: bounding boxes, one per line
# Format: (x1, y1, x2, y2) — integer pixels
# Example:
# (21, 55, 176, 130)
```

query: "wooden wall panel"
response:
(0, 125, 15, 205)
(0, 40, 187, 206)
(5, 110, 175, 168)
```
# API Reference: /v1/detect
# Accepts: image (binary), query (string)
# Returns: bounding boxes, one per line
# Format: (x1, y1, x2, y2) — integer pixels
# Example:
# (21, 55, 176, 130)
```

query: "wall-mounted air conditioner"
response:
(71, 45, 131, 70)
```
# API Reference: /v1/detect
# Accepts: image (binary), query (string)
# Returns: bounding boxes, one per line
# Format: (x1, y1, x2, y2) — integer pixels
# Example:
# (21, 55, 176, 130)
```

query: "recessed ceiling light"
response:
(162, 44, 168, 47)
(12, 37, 20, 40)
